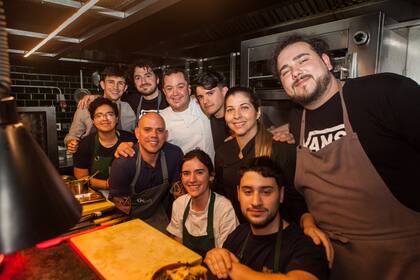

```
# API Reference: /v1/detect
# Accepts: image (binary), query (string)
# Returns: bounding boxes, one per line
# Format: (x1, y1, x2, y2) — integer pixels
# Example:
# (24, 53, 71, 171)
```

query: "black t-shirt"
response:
(210, 115, 230, 150)
(215, 137, 306, 224)
(289, 73, 420, 212)
(223, 223, 328, 279)
(123, 90, 169, 117)
(73, 130, 137, 177)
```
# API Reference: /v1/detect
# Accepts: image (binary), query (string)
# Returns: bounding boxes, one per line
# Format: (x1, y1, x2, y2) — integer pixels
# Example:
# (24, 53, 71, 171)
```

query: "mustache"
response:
(292, 74, 312, 88)
(141, 83, 152, 87)
(247, 206, 268, 212)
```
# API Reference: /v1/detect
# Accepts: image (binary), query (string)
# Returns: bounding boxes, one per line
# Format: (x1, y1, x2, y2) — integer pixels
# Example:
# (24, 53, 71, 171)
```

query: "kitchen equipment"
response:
(240, 12, 394, 126)
(82, 200, 114, 216)
(65, 170, 100, 195)
(69, 219, 202, 280)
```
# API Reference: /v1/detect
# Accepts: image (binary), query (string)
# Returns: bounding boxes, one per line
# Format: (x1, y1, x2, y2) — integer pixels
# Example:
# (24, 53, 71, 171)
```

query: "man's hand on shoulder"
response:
(301, 213, 334, 268)
(77, 94, 100, 109)
(204, 248, 238, 279)
(269, 123, 295, 144)
(114, 142, 135, 158)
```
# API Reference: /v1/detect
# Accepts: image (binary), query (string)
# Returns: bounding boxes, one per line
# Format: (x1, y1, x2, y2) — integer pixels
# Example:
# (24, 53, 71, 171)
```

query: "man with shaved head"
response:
(109, 112, 183, 231)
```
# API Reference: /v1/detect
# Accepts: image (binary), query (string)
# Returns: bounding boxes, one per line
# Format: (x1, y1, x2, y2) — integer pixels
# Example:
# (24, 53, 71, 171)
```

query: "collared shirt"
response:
(160, 97, 215, 160)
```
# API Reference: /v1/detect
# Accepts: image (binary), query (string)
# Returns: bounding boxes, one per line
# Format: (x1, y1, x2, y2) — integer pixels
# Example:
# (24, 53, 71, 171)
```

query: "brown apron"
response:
(294, 86, 420, 280)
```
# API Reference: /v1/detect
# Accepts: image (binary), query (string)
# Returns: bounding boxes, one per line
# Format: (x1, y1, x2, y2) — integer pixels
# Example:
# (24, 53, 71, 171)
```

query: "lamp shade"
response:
(0, 1, 81, 254)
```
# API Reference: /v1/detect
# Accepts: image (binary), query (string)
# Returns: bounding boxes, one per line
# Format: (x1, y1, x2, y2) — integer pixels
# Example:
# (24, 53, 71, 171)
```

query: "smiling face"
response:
(195, 85, 227, 118)
(135, 113, 168, 156)
(276, 42, 333, 107)
(100, 75, 127, 101)
(224, 91, 260, 139)
(181, 157, 213, 200)
(92, 104, 118, 133)
(163, 72, 191, 112)
(238, 171, 283, 229)
(133, 66, 159, 97)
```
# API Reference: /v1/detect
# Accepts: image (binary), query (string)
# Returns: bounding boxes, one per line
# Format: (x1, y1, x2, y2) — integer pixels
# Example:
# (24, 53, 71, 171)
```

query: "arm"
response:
(64, 108, 90, 149)
(114, 141, 136, 158)
(205, 248, 318, 280)
(216, 199, 239, 247)
(77, 94, 100, 109)
(74, 168, 109, 189)
(270, 123, 295, 144)
(300, 213, 334, 268)
(229, 263, 318, 280)
(166, 197, 184, 242)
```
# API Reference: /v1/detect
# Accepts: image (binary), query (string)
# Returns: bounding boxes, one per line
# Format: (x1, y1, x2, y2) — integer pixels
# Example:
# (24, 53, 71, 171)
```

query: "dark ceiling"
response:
(4, 0, 420, 69)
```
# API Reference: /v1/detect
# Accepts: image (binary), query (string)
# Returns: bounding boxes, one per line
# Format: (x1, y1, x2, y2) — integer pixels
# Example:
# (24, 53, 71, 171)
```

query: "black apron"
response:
(136, 92, 162, 120)
(129, 150, 170, 232)
(238, 219, 283, 273)
(182, 191, 216, 257)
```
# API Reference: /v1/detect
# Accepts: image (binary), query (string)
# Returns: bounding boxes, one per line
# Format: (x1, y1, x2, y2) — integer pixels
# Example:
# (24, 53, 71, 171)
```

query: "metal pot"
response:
(63, 177, 89, 195)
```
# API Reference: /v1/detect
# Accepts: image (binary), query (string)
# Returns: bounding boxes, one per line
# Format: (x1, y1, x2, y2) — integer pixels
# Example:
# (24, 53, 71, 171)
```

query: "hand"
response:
(269, 123, 295, 144)
(66, 139, 80, 154)
(77, 94, 99, 109)
(304, 225, 334, 268)
(204, 248, 237, 279)
(114, 142, 135, 158)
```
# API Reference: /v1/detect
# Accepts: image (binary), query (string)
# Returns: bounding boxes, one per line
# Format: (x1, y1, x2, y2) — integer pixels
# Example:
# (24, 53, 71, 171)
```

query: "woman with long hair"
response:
(167, 149, 238, 257)
(214, 86, 304, 223)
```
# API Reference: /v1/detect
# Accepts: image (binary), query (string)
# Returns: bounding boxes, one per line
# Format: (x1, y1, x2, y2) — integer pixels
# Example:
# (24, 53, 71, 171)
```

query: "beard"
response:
(137, 84, 157, 96)
(289, 72, 331, 106)
(245, 208, 278, 229)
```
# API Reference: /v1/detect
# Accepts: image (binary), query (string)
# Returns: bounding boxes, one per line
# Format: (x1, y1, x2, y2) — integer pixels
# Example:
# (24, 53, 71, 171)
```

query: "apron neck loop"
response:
(299, 80, 353, 146)
(238, 219, 283, 273)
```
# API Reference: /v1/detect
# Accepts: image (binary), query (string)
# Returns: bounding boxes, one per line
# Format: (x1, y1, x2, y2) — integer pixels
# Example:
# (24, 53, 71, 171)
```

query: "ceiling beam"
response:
(6, 28, 79, 43)
(54, 0, 183, 59)
(40, 0, 125, 19)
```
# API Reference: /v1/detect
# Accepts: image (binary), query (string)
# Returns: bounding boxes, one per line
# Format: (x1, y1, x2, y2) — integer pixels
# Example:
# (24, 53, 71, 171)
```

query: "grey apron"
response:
(129, 150, 170, 232)
(294, 86, 420, 280)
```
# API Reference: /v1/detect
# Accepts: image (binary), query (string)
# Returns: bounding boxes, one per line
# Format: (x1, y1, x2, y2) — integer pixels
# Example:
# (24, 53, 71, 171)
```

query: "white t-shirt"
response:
(167, 192, 239, 248)
(160, 97, 215, 160)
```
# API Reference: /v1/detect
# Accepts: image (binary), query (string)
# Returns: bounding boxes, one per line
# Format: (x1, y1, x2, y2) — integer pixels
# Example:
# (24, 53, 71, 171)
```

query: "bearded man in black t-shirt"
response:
(204, 157, 328, 280)
(274, 35, 420, 280)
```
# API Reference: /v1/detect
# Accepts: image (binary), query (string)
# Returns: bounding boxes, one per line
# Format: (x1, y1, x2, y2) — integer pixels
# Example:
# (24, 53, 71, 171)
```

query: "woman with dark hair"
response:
(167, 149, 238, 257)
(214, 86, 305, 223)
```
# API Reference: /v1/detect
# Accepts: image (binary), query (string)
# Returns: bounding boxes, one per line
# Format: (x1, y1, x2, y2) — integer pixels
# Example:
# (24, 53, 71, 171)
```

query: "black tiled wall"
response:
(10, 65, 96, 144)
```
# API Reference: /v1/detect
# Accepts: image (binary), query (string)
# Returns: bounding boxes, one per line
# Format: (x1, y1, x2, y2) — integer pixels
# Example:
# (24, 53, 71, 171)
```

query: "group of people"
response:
(64, 34, 420, 280)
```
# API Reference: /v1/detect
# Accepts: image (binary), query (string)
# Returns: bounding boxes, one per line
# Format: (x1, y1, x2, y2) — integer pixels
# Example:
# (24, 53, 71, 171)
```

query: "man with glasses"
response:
(73, 97, 136, 195)
(64, 66, 136, 154)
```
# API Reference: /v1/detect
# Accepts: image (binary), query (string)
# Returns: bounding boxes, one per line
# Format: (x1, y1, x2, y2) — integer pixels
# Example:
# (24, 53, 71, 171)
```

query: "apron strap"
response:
(136, 91, 162, 120)
(299, 80, 352, 146)
(182, 191, 215, 237)
(237, 219, 283, 273)
(136, 96, 144, 120)
(129, 149, 168, 194)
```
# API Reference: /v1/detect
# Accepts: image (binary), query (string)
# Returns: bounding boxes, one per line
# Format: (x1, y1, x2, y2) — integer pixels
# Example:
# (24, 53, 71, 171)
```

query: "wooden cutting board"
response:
(69, 219, 202, 280)
(82, 200, 114, 216)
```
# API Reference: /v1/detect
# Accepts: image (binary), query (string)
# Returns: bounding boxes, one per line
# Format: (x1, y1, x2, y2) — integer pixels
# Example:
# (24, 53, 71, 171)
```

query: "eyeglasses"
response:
(94, 112, 116, 120)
